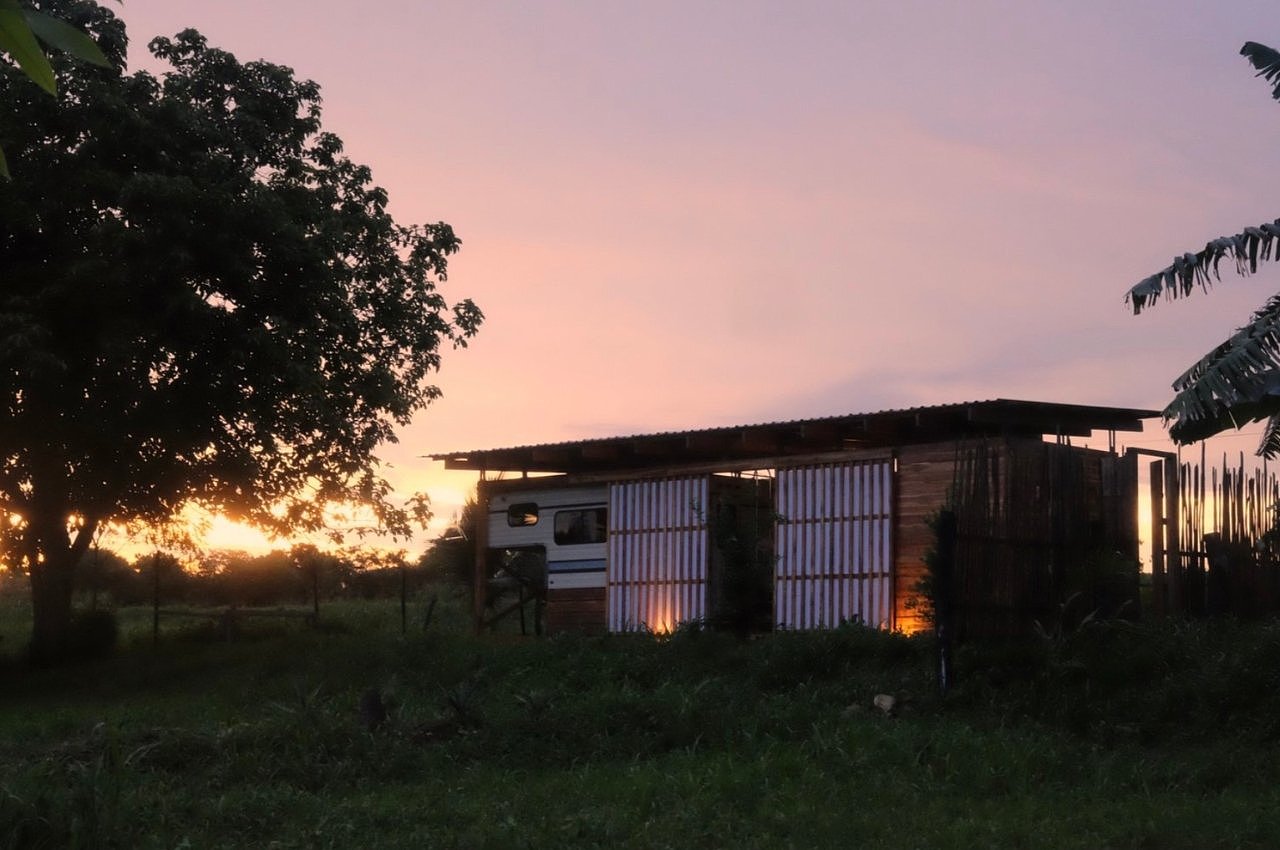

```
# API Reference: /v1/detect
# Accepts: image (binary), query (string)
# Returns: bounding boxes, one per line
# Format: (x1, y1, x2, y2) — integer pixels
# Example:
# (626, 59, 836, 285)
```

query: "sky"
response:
(108, 0, 1280, 553)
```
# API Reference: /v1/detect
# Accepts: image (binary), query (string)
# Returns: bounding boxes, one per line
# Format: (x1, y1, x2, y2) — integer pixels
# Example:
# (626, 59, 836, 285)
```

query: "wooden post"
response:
(400, 559, 408, 635)
(88, 548, 99, 612)
(1203, 532, 1228, 617)
(473, 478, 490, 635)
(152, 551, 161, 646)
(1165, 456, 1182, 616)
(518, 584, 527, 636)
(423, 593, 437, 632)
(311, 560, 320, 621)
(934, 509, 957, 696)
(1121, 449, 1141, 609)
(1149, 462, 1166, 618)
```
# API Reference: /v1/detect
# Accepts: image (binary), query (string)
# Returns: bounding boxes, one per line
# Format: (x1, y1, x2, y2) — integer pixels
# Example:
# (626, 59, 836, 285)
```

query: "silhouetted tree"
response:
(0, 0, 111, 176)
(0, 1, 481, 662)
(417, 498, 479, 585)
(134, 552, 186, 606)
(76, 546, 133, 607)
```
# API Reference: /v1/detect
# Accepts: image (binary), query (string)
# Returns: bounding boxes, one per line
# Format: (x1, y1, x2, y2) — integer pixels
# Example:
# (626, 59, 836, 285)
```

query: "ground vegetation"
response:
(3, 593, 1280, 848)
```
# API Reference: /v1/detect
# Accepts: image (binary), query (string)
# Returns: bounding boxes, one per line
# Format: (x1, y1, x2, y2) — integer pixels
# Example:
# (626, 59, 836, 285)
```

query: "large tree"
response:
(0, 1, 482, 662)
(0, 0, 113, 176)
(1127, 42, 1280, 456)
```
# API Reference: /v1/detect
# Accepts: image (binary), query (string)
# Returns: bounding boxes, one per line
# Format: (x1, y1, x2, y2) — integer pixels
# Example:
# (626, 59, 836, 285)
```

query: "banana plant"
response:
(1128, 42, 1280, 457)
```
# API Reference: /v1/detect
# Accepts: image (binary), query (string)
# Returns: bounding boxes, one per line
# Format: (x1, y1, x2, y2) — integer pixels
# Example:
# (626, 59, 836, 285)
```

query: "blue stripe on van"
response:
(547, 558, 606, 574)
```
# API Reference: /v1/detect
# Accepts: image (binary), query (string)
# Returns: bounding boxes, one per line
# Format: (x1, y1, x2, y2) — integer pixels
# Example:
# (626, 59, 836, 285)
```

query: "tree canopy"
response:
(1127, 41, 1280, 456)
(0, 0, 112, 175)
(0, 0, 482, 661)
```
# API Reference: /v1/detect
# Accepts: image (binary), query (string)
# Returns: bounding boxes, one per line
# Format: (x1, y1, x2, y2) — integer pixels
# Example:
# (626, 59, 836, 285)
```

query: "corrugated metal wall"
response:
(775, 459, 894, 629)
(607, 477, 709, 632)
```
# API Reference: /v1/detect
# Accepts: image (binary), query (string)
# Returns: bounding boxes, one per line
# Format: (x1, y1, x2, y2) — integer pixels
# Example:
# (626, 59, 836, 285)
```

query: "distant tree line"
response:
(0, 539, 474, 609)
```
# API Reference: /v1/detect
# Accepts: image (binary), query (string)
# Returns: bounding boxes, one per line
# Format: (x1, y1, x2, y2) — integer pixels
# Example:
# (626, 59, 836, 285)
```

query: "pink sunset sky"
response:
(112, 0, 1280, 551)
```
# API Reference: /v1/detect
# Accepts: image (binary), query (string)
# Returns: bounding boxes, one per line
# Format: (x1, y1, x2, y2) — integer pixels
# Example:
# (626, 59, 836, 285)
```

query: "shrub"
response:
(65, 610, 118, 662)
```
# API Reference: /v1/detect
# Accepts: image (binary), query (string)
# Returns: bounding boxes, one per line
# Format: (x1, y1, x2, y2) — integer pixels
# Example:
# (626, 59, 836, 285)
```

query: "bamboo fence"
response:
(1174, 448, 1280, 617)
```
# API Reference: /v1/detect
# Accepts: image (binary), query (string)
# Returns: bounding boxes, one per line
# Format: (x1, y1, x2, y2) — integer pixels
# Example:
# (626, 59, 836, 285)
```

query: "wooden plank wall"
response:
(546, 587, 607, 635)
(947, 440, 1139, 639)
(895, 439, 1140, 638)
(894, 443, 959, 633)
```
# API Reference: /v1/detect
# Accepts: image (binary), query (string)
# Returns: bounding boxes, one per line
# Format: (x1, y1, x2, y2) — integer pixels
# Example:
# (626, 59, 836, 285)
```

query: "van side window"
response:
(507, 502, 539, 527)
(554, 508, 607, 545)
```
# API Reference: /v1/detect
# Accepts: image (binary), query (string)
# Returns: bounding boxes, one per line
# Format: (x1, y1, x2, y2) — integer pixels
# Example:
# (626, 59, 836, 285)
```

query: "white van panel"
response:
(487, 485, 608, 589)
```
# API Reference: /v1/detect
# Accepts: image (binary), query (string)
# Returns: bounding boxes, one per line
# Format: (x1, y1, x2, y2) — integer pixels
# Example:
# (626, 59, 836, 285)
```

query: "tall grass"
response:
(3, 592, 1280, 848)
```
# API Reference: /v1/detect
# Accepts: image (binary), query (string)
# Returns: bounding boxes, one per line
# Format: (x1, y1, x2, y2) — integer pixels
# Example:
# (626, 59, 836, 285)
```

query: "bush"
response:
(65, 609, 118, 662)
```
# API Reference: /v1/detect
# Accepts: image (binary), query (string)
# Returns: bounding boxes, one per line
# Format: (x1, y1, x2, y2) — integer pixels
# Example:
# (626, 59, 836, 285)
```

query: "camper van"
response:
(487, 483, 609, 594)
(482, 475, 774, 634)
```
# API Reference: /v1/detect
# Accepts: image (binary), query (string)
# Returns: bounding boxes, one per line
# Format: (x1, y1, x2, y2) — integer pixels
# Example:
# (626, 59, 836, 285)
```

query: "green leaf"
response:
(24, 9, 108, 67)
(0, 7, 55, 94)
(1242, 41, 1280, 101)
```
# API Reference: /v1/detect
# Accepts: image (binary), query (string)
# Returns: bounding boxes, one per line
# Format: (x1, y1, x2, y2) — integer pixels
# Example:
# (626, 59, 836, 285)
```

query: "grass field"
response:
(3, 589, 1280, 848)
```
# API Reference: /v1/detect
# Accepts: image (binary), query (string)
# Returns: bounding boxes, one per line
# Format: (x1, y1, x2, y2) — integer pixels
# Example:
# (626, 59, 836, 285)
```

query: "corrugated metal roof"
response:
(430, 398, 1160, 473)
(441, 399, 987, 455)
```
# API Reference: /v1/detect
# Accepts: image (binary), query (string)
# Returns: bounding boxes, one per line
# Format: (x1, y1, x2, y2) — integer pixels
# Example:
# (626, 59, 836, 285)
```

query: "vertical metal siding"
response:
(607, 477, 709, 632)
(775, 459, 894, 629)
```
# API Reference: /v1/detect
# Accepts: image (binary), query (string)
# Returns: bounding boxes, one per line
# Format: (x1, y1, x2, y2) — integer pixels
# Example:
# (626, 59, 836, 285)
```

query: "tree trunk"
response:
(24, 513, 99, 666)
(28, 548, 77, 666)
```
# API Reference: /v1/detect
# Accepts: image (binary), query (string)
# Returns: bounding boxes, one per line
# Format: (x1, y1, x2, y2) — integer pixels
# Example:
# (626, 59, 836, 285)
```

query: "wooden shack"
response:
(431, 399, 1158, 635)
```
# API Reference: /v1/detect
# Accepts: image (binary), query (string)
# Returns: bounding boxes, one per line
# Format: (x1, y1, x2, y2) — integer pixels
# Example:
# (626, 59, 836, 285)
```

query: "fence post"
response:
(473, 480, 490, 634)
(152, 551, 161, 647)
(1149, 462, 1166, 618)
(1203, 532, 1229, 618)
(400, 560, 408, 635)
(1165, 458, 1182, 616)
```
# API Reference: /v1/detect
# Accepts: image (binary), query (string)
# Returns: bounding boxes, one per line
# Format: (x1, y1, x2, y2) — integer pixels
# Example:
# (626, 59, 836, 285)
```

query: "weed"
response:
(441, 674, 485, 729)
